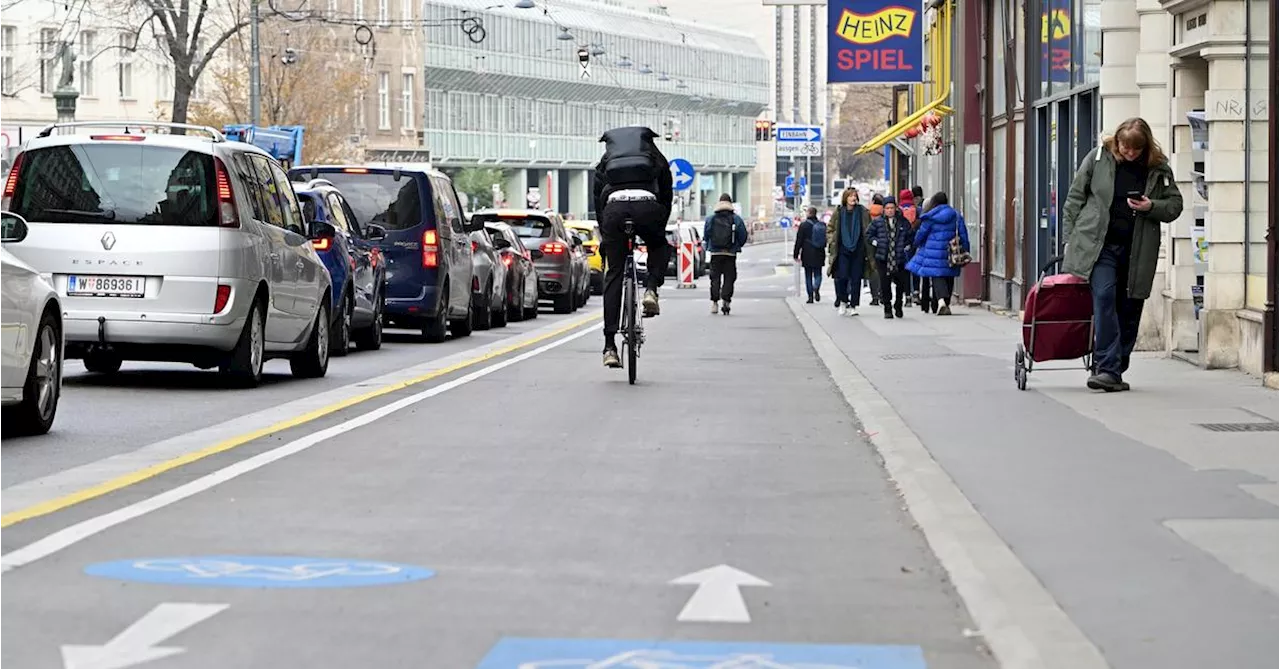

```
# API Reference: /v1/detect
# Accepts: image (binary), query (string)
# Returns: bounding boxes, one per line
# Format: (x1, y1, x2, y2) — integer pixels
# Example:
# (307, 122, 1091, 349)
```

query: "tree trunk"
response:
(169, 59, 195, 132)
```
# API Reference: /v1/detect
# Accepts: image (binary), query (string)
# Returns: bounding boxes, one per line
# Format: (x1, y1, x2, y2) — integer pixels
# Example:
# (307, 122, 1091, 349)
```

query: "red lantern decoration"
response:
(904, 125, 921, 139)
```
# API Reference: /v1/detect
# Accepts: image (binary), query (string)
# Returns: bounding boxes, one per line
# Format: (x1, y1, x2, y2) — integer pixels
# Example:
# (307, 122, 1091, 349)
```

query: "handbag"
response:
(948, 219, 972, 268)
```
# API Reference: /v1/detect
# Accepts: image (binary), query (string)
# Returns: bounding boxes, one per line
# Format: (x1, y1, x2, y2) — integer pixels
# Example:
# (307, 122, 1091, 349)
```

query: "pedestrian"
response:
(1062, 117, 1183, 392)
(867, 194, 885, 306)
(868, 198, 913, 319)
(703, 193, 748, 315)
(826, 187, 876, 316)
(793, 206, 827, 303)
(898, 188, 920, 305)
(911, 185, 925, 211)
(905, 191, 970, 316)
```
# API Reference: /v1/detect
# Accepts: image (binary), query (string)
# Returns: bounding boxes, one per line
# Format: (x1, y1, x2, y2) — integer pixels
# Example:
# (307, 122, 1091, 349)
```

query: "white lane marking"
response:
(787, 297, 1110, 669)
(2, 316, 591, 512)
(2, 326, 595, 574)
(670, 564, 770, 623)
(60, 602, 228, 669)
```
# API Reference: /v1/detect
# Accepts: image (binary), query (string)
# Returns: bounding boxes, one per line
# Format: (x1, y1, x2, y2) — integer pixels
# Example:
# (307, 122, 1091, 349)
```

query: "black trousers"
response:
(875, 261, 909, 308)
(600, 198, 668, 340)
(708, 254, 738, 302)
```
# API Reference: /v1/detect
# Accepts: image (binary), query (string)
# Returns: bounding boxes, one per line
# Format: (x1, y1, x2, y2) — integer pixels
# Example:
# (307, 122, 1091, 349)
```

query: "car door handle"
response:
(269, 253, 280, 260)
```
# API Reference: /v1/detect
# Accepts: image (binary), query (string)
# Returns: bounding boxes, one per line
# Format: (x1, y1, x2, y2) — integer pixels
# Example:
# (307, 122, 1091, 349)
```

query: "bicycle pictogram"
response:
(132, 558, 403, 581)
(84, 555, 436, 589)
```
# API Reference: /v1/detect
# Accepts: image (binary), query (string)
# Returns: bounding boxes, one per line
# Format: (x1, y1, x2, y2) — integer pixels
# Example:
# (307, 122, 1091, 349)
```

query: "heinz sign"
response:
(827, 1, 924, 84)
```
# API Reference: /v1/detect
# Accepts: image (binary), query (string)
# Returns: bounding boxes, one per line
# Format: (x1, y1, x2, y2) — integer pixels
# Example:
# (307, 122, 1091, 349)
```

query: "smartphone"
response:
(1126, 190, 1143, 199)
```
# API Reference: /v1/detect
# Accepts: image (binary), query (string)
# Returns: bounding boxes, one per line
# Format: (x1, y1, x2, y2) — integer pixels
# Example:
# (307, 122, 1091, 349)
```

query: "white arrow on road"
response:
(61, 603, 229, 669)
(670, 564, 771, 623)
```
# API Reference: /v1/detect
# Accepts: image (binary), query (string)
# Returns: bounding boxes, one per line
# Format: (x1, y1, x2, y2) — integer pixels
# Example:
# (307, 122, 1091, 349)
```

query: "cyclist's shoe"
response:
(603, 347, 622, 369)
(642, 289, 660, 317)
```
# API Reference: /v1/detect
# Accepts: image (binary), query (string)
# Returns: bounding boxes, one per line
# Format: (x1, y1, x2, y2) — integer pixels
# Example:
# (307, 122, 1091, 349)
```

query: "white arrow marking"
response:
(61, 603, 229, 669)
(670, 564, 770, 623)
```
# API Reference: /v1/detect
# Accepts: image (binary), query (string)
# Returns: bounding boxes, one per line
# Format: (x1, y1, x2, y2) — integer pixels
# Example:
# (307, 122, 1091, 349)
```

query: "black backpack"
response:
(708, 210, 736, 248)
(599, 127, 661, 189)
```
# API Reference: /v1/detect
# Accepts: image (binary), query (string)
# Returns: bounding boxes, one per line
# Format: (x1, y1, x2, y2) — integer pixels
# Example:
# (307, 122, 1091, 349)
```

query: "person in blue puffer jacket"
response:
(905, 192, 969, 316)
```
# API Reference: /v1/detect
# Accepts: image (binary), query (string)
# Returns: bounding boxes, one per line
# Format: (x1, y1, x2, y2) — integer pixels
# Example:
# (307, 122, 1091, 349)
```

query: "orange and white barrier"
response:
(677, 241, 697, 289)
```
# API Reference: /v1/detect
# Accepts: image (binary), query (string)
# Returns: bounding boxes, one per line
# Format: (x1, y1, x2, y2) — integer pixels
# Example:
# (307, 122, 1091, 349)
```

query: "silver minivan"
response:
(1, 122, 333, 387)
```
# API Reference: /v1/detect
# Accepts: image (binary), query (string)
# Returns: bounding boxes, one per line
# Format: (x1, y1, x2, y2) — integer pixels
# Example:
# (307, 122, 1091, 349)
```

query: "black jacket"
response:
(592, 126, 674, 222)
(793, 217, 826, 269)
(868, 214, 914, 266)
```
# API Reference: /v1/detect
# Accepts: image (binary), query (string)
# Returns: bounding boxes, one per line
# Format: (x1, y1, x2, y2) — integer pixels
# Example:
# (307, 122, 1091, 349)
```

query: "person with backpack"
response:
(793, 206, 826, 303)
(703, 193, 749, 315)
(593, 126, 675, 368)
(868, 199, 914, 318)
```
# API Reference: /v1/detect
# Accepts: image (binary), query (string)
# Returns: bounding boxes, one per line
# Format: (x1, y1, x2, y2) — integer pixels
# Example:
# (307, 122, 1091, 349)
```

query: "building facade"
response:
(414, 0, 770, 219)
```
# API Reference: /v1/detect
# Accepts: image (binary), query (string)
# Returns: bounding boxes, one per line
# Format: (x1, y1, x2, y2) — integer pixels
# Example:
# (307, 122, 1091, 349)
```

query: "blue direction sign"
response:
(476, 638, 927, 669)
(779, 216, 793, 228)
(85, 556, 436, 589)
(669, 158, 696, 192)
(776, 125, 822, 143)
(784, 176, 808, 198)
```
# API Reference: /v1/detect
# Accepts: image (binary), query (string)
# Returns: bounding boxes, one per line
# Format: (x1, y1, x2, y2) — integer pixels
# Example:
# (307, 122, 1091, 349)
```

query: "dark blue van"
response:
(288, 166, 475, 342)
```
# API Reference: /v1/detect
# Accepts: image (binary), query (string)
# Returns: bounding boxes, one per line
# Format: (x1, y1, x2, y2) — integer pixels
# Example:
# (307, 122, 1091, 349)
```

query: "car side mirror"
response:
(491, 237, 511, 250)
(462, 217, 483, 233)
(366, 223, 387, 240)
(310, 219, 337, 240)
(1, 211, 28, 243)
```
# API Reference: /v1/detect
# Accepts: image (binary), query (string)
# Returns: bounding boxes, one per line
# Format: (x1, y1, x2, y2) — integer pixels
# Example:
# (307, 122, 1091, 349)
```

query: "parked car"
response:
(568, 233, 591, 308)
(470, 209, 580, 314)
(288, 165, 474, 343)
(293, 179, 388, 354)
(484, 221, 539, 321)
(2, 122, 332, 387)
(566, 220, 603, 294)
(468, 227, 508, 330)
(1, 211, 63, 436)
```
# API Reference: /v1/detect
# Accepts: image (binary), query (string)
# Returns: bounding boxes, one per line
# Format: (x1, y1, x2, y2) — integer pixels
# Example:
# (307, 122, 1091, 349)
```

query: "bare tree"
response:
(830, 85, 895, 180)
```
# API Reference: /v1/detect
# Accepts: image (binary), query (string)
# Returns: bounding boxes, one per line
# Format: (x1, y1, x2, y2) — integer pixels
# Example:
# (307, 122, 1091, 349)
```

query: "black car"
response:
(294, 179, 389, 354)
(468, 228, 508, 330)
(484, 221, 540, 321)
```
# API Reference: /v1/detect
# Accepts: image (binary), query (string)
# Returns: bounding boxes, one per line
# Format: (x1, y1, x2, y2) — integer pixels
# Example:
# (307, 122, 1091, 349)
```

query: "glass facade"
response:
(421, 0, 769, 169)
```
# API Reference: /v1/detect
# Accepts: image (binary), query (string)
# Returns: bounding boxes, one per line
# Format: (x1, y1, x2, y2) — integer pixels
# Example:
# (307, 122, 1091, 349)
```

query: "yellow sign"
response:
(835, 7, 917, 45)
(1040, 8, 1070, 42)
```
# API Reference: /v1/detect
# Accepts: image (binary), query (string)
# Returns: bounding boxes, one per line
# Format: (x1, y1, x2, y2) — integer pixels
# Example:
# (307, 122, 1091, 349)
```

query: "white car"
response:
(1, 212, 63, 436)
(1, 121, 333, 387)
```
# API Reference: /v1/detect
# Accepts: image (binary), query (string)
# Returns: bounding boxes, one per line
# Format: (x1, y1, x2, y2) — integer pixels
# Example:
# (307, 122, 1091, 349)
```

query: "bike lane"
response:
(0, 296, 994, 669)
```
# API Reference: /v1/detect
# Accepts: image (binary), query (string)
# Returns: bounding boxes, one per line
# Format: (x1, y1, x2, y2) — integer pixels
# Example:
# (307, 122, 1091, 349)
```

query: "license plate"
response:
(67, 274, 146, 297)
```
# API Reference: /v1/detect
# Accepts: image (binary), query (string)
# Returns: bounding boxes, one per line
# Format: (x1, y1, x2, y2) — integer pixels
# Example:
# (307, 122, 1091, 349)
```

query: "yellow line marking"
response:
(1, 314, 600, 528)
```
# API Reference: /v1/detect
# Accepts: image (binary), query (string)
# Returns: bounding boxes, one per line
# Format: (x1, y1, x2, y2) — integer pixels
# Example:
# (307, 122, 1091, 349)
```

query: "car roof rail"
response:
(307, 178, 338, 189)
(35, 121, 226, 142)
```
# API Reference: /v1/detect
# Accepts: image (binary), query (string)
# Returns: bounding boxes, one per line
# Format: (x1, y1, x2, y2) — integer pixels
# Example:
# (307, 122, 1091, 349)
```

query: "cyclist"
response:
(593, 126, 674, 369)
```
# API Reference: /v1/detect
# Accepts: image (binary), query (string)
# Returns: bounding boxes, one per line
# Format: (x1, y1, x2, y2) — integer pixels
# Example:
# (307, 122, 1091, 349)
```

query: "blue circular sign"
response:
(779, 216, 793, 228)
(669, 158, 696, 192)
(84, 556, 436, 589)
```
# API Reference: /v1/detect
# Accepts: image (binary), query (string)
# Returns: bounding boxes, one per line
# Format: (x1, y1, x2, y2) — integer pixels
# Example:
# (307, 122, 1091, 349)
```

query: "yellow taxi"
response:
(566, 220, 603, 293)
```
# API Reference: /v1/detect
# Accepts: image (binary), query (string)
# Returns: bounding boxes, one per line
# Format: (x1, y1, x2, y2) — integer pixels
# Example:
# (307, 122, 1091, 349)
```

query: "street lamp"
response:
(556, 27, 573, 41)
(514, 0, 535, 8)
(638, 64, 653, 74)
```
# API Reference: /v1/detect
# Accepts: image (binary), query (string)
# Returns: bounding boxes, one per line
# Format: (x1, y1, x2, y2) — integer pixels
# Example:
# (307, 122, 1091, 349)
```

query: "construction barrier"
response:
(677, 241, 697, 289)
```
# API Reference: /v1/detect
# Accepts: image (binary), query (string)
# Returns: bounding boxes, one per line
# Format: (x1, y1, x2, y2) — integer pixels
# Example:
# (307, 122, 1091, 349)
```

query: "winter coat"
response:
(826, 204, 876, 280)
(868, 214, 914, 267)
(906, 204, 970, 278)
(1061, 142, 1183, 299)
(793, 217, 826, 269)
(702, 201, 749, 254)
(591, 126, 674, 221)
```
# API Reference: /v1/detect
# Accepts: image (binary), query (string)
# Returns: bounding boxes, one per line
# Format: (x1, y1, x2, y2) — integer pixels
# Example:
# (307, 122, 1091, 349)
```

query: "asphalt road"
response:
(1, 241, 998, 669)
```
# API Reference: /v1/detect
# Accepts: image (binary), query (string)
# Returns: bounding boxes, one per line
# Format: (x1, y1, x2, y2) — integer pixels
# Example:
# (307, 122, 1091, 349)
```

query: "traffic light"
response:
(754, 119, 776, 142)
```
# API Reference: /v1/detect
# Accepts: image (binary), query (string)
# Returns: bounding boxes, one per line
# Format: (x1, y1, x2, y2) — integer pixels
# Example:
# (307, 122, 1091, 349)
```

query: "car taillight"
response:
(312, 237, 332, 251)
(2, 151, 24, 210)
(214, 158, 240, 228)
(90, 134, 146, 141)
(502, 255, 513, 267)
(471, 240, 478, 253)
(213, 284, 232, 313)
(542, 241, 566, 255)
(422, 229, 438, 268)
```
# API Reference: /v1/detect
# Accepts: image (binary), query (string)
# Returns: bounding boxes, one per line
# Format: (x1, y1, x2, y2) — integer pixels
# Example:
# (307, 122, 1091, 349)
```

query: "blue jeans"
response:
(1090, 244, 1144, 379)
(804, 267, 822, 296)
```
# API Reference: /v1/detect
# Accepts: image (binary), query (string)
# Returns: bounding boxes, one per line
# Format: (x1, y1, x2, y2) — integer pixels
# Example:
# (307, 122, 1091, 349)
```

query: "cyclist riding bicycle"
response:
(593, 126, 674, 369)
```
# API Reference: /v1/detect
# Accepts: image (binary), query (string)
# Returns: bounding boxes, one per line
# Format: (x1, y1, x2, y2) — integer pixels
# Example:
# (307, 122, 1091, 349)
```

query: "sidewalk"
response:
(792, 291, 1277, 669)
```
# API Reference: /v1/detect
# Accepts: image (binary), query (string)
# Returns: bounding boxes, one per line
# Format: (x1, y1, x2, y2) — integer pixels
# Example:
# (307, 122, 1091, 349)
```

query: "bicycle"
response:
(619, 218, 645, 385)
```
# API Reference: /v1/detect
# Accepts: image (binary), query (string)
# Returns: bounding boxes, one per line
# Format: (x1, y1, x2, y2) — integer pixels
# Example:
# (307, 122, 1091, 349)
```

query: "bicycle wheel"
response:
(624, 274, 638, 385)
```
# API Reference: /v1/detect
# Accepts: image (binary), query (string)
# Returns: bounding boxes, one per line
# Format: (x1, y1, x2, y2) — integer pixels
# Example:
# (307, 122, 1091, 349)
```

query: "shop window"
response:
(1081, 0, 1101, 84)
(992, 125, 1008, 277)
(1041, 0, 1070, 97)
(992, 0, 1010, 114)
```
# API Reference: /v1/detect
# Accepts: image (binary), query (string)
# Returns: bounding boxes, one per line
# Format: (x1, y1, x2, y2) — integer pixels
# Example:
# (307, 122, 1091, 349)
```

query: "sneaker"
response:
(846, 306, 858, 317)
(603, 348, 622, 369)
(838, 305, 849, 316)
(894, 305, 904, 318)
(938, 304, 952, 316)
(642, 289, 660, 317)
(1086, 372, 1127, 392)
(711, 300, 720, 314)
(721, 303, 731, 315)
(884, 310, 894, 319)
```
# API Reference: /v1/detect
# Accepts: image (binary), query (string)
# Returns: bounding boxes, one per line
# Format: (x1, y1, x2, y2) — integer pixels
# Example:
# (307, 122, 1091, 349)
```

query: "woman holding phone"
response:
(1062, 117, 1183, 392)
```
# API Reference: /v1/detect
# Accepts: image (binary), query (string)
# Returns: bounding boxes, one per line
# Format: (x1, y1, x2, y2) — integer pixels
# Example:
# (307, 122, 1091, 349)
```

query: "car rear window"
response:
(472, 213, 552, 239)
(301, 172, 424, 232)
(9, 144, 216, 226)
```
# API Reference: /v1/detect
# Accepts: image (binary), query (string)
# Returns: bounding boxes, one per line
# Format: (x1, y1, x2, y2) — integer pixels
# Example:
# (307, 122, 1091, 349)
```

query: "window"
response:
(117, 33, 133, 98)
(991, 125, 1007, 276)
(157, 62, 173, 100)
(378, 72, 390, 129)
(327, 193, 358, 235)
(0, 26, 14, 95)
(312, 172, 423, 231)
(328, 0, 338, 17)
(354, 0, 364, 22)
(40, 28, 58, 94)
(355, 93, 366, 128)
(401, 0, 412, 23)
(991, 0, 1009, 113)
(79, 30, 96, 96)
(378, 0, 388, 24)
(401, 73, 414, 128)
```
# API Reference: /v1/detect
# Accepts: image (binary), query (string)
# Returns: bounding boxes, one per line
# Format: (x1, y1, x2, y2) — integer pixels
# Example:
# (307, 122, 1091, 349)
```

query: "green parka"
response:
(825, 204, 878, 280)
(1061, 144, 1183, 300)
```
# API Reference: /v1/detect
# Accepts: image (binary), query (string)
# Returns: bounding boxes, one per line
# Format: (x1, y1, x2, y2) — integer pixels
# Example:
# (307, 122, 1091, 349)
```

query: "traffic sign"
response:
(784, 176, 808, 198)
(776, 124, 823, 157)
(669, 158, 696, 192)
(84, 556, 437, 589)
(779, 216, 793, 228)
(475, 638, 928, 669)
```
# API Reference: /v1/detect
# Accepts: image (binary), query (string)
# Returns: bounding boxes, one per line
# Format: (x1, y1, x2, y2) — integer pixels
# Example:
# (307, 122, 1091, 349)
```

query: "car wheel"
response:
(290, 301, 330, 379)
(553, 290, 573, 314)
(331, 291, 352, 357)
(3, 310, 61, 437)
(83, 350, 123, 374)
(472, 280, 493, 331)
(354, 289, 384, 351)
(421, 283, 449, 343)
(220, 298, 265, 388)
